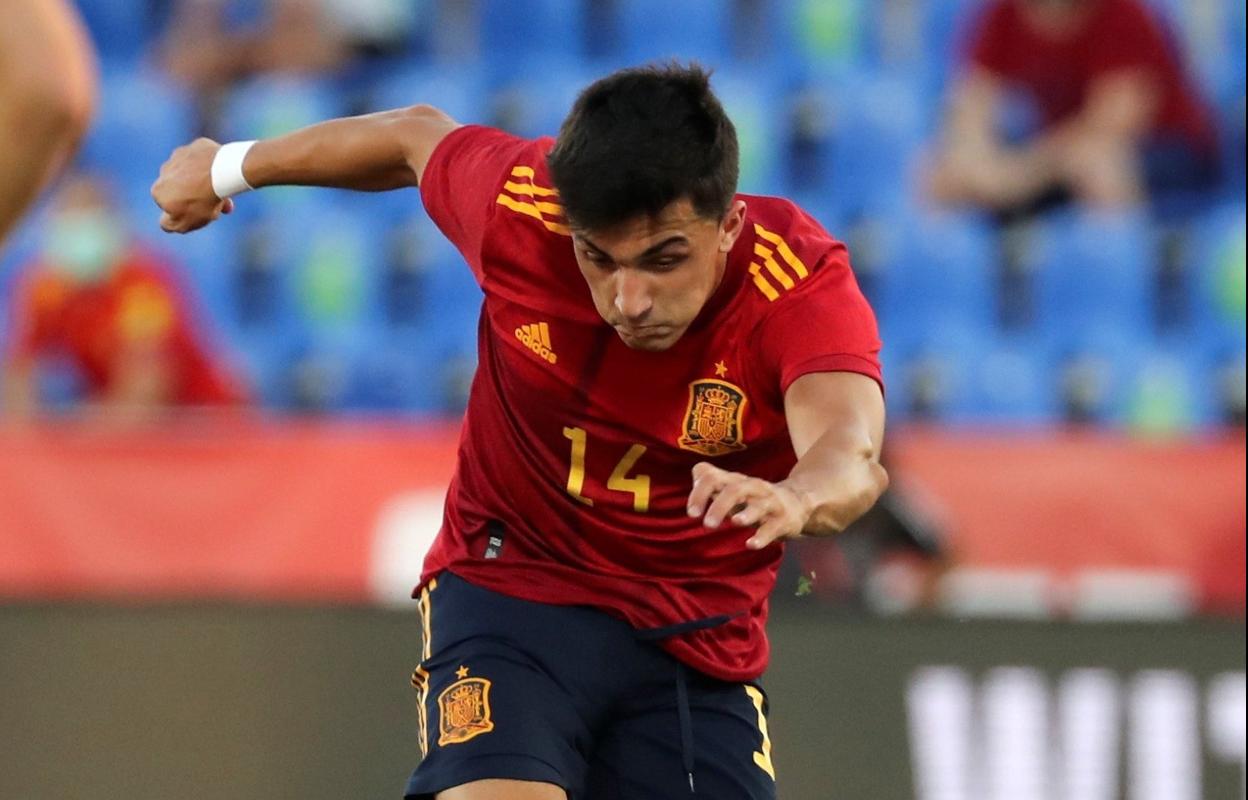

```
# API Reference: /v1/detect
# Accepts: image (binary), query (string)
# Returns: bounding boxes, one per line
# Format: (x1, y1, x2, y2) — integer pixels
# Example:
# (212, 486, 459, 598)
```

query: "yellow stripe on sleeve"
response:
(753, 242, 796, 290)
(496, 193, 572, 235)
(754, 224, 809, 279)
(510, 165, 536, 178)
(748, 263, 781, 301)
(503, 180, 560, 198)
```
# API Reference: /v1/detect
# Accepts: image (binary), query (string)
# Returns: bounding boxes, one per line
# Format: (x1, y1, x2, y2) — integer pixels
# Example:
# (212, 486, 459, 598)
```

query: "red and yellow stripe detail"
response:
(496, 165, 571, 236)
(748, 224, 810, 301)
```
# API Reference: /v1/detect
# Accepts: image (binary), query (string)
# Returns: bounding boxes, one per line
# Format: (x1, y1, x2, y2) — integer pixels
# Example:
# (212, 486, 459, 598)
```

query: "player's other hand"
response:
(687, 462, 813, 550)
(151, 138, 234, 234)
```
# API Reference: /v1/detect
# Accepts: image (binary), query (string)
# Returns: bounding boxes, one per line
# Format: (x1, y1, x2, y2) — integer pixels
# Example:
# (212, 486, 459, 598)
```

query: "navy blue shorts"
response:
(404, 571, 778, 800)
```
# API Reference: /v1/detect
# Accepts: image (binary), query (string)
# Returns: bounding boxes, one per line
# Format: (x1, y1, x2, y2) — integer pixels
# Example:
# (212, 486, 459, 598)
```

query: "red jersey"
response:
(967, 0, 1216, 153)
(6, 252, 243, 406)
(418, 126, 882, 682)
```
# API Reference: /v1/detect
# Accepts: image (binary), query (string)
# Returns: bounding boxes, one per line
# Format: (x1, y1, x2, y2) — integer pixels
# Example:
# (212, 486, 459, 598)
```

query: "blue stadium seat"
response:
(219, 75, 345, 144)
(885, 320, 989, 422)
(775, 0, 869, 79)
(920, 0, 980, 95)
(355, 334, 447, 413)
(478, 0, 588, 65)
(713, 71, 785, 193)
(79, 69, 197, 211)
(612, 0, 734, 67)
(1031, 209, 1154, 349)
(821, 74, 927, 215)
(361, 210, 478, 331)
(73, 0, 153, 65)
(872, 207, 996, 351)
(485, 60, 597, 140)
(367, 63, 488, 126)
(128, 211, 239, 338)
(1118, 347, 1208, 432)
(969, 334, 1058, 425)
(1189, 203, 1247, 356)
(217, 77, 349, 216)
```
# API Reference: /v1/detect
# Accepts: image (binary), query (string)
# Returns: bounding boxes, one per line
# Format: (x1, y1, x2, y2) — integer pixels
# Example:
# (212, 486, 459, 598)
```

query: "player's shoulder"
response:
(489, 134, 573, 238)
(433, 125, 554, 185)
(738, 193, 849, 307)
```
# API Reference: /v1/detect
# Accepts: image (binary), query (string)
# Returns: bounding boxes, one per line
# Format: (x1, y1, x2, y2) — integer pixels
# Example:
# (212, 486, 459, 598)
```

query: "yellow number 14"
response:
(562, 427, 650, 512)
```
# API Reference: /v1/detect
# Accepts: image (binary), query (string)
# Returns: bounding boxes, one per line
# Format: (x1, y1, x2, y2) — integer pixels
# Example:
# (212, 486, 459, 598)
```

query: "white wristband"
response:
(210, 140, 257, 199)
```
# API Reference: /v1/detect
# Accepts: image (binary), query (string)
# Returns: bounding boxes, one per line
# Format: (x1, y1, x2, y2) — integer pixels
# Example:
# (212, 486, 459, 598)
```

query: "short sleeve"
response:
(966, 0, 1014, 76)
(755, 242, 883, 396)
(418, 125, 531, 281)
(1088, 0, 1173, 78)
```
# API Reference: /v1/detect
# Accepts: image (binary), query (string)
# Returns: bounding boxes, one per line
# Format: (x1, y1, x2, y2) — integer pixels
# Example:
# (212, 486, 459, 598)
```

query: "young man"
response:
(153, 64, 887, 800)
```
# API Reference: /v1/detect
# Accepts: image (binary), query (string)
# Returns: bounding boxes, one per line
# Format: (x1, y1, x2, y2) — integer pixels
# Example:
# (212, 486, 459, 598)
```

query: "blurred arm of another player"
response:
(0, 0, 97, 245)
(687, 371, 887, 550)
(151, 105, 461, 234)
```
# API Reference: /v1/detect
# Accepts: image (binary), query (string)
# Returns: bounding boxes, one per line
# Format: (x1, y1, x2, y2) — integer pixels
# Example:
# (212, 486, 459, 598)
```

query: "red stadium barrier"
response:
(0, 420, 1243, 612)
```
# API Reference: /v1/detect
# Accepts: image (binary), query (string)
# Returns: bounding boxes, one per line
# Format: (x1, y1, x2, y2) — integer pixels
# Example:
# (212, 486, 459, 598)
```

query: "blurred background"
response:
(0, 1, 1243, 798)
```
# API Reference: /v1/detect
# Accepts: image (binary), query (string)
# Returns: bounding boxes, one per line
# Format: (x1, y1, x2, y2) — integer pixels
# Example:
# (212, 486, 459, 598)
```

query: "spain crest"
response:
(678, 379, 749, 457)
(437, 669, 495, 746)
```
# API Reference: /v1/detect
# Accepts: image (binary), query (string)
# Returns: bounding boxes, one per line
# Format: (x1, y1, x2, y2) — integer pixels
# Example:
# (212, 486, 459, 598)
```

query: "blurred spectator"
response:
(0, 0, 97, 246)
(927, 0, 1218, 215)
(159, 0, 418, 94)
(1, 174, 246, 422)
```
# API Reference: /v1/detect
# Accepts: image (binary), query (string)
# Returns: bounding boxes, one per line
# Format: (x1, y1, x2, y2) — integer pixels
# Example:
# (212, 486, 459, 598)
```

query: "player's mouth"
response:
(615, 324, 673, 342)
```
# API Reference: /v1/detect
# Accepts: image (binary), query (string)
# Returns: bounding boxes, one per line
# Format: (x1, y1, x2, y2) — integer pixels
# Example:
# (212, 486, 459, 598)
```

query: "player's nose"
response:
(613, 269, 653, 321)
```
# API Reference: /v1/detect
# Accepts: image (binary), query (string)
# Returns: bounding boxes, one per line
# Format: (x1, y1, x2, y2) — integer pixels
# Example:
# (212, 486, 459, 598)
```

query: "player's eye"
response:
(651, 255, 687, 270)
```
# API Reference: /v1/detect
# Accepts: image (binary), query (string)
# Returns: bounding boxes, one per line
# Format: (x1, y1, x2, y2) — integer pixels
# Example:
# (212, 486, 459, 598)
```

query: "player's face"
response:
(571, 198, 748, 352)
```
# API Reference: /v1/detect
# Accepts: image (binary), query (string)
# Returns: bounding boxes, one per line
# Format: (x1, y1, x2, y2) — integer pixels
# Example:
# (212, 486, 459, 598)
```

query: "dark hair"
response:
(546, 63, 739, 231)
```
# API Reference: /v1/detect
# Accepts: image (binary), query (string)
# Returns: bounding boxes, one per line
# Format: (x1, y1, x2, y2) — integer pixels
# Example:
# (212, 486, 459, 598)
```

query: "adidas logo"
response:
(514, 322, 557, 364)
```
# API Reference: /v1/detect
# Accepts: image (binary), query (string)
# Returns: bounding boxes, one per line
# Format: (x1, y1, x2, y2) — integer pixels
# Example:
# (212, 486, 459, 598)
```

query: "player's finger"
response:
(222, 198, 235, 214)
(687, 462, 729, 517)
(703, 479, 765, 528)
(159, 212, 178, 232)
(732, 496, 776, 528)
(746, 516, 794, 550)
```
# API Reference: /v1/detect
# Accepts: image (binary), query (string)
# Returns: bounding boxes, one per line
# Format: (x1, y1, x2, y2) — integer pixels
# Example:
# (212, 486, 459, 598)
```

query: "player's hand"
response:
(686, 462, 813, 550)
(151, 138, 234, 234)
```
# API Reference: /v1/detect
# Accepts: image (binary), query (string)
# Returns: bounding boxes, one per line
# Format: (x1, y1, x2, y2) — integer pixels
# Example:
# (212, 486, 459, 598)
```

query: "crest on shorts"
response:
(678, 379, 749, 457)
(437, 668, 495, 746)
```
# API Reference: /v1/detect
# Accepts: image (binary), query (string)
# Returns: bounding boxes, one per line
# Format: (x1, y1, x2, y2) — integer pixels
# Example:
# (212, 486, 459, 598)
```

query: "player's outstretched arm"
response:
(687, 371, 887, 549)
(0, 0, 97, 246)
(152, 105, 460, 234)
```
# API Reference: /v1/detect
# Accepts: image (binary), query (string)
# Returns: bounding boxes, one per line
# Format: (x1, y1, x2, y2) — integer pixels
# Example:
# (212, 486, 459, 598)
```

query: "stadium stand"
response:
(1, 0, 1242, 427)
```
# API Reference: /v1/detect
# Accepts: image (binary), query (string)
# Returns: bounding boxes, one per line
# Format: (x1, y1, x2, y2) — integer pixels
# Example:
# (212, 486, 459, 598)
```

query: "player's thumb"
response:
(222, 198, 235, 215)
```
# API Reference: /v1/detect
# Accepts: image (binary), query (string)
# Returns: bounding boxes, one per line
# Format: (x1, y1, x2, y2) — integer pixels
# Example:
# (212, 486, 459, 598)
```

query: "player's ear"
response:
(718, 200, 748, 252)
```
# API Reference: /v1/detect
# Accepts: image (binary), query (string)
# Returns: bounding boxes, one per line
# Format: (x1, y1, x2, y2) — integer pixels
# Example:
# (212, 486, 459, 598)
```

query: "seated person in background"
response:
(160, 0, 417, 93)
(928, 0, 1218, 214)
(1, 174, 246, 421)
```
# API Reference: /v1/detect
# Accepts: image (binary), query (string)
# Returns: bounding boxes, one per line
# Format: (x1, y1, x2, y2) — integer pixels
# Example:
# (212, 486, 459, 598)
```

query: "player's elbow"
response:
(396, 105, 461, 185)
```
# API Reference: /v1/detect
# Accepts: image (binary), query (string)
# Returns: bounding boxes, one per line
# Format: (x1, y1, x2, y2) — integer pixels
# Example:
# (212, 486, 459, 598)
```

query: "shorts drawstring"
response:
(635, 612, 745, 795)
(676, 661, 696, 794)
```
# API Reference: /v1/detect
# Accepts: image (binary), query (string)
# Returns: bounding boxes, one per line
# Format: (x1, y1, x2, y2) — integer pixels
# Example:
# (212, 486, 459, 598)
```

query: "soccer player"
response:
(0, 0, 97, 247)
(153, 64, 887, 800)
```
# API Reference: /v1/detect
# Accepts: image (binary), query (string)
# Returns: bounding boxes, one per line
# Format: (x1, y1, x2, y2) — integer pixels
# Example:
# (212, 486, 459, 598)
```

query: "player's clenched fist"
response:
(686, 461, 814, 551)
(151, 138, 234, 234)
